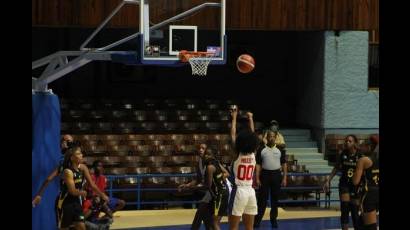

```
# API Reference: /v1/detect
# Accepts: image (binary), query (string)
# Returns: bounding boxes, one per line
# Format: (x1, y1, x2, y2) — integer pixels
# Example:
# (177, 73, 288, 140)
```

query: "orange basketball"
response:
(236, 54, 255, 74)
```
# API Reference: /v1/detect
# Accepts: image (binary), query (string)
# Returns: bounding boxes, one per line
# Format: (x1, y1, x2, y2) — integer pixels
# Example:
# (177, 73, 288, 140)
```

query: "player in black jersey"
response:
(353, 136, 379, 230)
(204, 150, 230, 230)
(324, 135, 362, 230)
(32, 134, 76, 207)
(57, 146, 109, 230)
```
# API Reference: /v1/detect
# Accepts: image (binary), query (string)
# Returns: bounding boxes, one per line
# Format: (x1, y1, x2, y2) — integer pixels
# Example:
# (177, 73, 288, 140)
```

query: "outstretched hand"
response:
(32, 195, 41, 208)
(246, 112, 253, 120)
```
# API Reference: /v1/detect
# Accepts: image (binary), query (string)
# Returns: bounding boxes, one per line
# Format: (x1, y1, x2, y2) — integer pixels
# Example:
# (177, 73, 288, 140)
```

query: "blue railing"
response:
(106, 172, 340, 210)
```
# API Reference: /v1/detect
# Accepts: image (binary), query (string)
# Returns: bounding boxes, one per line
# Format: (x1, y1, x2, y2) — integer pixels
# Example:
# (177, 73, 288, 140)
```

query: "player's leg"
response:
(361, 190, 378, 230)
(243, 187, 258, 230)
(339, 186, 351, 230)
(228, 187, 245, 230)
(242, 214, 255, 230)
(229, 215, 242, 230)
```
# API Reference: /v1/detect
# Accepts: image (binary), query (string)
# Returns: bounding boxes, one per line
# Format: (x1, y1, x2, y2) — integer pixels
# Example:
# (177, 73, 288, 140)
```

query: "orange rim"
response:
(179, 50, 214, 62)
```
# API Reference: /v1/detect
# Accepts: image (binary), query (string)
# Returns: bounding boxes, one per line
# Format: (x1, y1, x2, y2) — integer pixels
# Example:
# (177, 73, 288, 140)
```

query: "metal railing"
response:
(106, 172, 339, 210)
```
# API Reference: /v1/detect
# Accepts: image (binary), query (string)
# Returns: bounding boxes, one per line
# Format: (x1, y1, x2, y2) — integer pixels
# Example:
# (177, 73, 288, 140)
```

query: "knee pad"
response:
(340, 201, 350, 224)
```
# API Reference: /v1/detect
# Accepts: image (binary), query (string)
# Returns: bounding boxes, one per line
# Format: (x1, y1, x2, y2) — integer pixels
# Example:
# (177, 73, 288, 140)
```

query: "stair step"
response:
(292, 153, 324, 158)
(306, 165, 334, 173)
(286, 141, 317, 148)
(281, 129, 311, 136)
(282, 136, 311, 141)
(296, 159, 329, 165)
(286, 148, 319, 153)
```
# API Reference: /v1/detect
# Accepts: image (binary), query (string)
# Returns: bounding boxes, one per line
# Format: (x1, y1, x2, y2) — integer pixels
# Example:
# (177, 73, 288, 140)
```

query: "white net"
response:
(188, 54, 214, 76)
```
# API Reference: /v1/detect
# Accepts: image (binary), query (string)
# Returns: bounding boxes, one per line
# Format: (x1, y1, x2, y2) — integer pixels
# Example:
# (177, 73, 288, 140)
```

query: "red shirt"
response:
(82, 199, 101, 221)
(90, 173, 107, 196)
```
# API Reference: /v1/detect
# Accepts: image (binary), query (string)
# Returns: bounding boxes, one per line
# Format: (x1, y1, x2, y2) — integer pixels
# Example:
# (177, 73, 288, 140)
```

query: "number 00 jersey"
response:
(232, 153, 256, 186)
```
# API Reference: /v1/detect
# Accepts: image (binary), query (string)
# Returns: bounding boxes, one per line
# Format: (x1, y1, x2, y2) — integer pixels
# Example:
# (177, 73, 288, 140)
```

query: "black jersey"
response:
(363, 152, 379, 190)
(58, 167, 85, 205)
(206, 159, 227, 197)
(338, 150, 363, 185)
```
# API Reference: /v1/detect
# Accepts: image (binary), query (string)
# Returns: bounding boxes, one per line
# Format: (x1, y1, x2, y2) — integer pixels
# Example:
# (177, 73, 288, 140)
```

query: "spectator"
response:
(87, 160, 126, 213)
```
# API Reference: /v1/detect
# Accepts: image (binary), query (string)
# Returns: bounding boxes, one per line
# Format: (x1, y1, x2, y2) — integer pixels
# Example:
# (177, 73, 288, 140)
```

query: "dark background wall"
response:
(32, 27, 324, 127)
(32, 0, 379, 31)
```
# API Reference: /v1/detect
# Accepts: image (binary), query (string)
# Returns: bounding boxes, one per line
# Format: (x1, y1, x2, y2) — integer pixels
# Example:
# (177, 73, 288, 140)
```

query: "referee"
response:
(254, 130, 287, 228)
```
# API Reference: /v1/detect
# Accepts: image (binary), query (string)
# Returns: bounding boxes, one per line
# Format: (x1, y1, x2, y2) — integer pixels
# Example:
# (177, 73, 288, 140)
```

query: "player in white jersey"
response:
(228, 106, 259, 230)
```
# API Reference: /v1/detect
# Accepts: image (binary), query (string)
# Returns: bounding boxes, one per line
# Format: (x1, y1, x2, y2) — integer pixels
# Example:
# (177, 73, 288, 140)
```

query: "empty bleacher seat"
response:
(183, 122, 203, 131)
(88, 110, 106, 120)
(134, 145, 153, 156)
(93, 122, 113, 133)
(100, 156, 121, 167)
(121, 156, 144, 167)
(105, 167, 127, 175)
(68, 110, 85, 120)
(168, 156, 192, 166)
(146, 156, 167, 167)
(126, 166, 149, 174)
(205, 122, 222, 132)
(110, 110, 129, 120)
(130, 110, 147, 121)
(162, 122, 180, 131)
(114, 122, 136, 134)
(72, 122, 92, 133)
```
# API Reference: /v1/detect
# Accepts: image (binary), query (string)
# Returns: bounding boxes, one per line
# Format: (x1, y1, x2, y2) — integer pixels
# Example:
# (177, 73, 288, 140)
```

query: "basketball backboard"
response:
(138, 0, 226, 66)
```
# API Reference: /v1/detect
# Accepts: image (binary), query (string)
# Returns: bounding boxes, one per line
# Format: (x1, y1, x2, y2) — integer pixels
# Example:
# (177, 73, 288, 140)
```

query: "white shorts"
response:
(229, 186, 257, 216)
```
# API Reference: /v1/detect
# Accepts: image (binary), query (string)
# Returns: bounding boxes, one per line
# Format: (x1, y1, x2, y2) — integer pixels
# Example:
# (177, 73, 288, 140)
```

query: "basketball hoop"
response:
(179, 50, 215, 76)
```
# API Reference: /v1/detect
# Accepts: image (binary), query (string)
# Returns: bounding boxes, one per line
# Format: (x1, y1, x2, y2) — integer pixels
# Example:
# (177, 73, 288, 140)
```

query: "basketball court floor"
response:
(110, 207, 377, 229)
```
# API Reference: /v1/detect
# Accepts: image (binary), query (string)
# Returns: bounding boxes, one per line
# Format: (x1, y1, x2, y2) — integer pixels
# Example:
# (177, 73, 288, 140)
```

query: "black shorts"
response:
(213, 190, 229, 217)
(362, 188, 379, 213)
(339, 182, 359, 199)
(58, 200, 85, 228)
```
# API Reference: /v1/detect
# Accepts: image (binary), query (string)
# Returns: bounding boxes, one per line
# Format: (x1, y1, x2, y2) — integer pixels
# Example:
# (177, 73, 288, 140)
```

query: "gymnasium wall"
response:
(323, 31, 379, 129)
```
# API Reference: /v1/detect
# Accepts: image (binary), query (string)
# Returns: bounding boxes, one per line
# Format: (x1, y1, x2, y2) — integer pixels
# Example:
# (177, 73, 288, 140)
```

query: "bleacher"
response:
(61, 98, 329, 209)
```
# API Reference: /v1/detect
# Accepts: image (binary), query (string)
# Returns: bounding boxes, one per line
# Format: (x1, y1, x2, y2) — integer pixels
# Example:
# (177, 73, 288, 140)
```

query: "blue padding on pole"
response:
(32, 92, 61, 230)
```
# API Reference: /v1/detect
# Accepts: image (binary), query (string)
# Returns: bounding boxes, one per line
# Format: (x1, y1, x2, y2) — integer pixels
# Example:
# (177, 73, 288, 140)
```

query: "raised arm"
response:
(230, 107, 238, 143)
(32, 167, 59, 207)
(246, 112, 255, 133)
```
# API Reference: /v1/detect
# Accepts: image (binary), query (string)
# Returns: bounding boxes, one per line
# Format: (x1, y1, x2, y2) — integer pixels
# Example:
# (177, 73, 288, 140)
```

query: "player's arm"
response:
(178, 168, 198, 191)
(219, 163, 230, 179)
(32, 167, 59, 207)
(353, 157, 371, 186)
(64, 169, 87, 197)
(230, 106, 238, 143)
(246, 112, 255, 133)
(81, 164, 109, 202)
(280, 149, 287, 187)
(206, 165, 216, 197)
(323, 166, 338, 192)
(255, 147, 262, 187)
